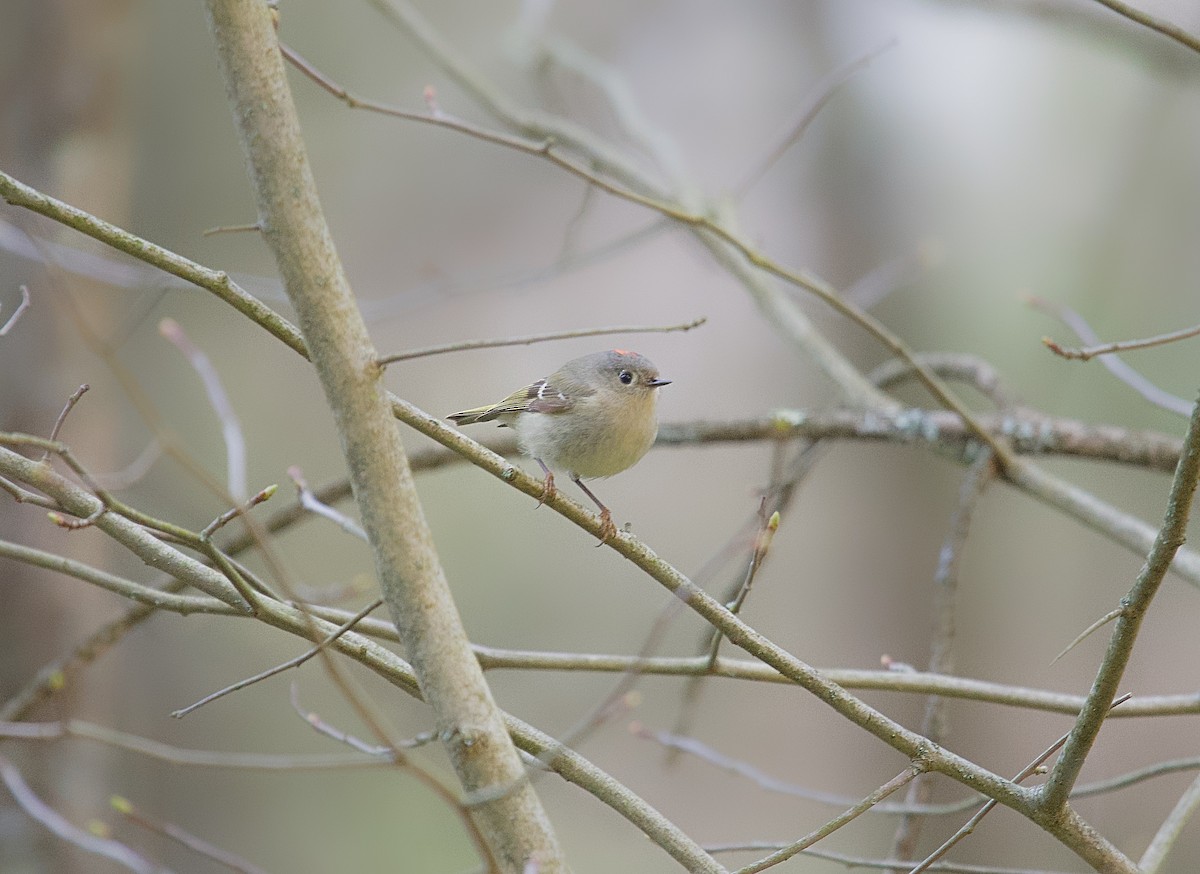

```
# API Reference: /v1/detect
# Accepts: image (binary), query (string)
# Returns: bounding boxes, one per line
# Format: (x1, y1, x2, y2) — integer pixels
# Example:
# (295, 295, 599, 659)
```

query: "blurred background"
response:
(2, 0, 1200, 871)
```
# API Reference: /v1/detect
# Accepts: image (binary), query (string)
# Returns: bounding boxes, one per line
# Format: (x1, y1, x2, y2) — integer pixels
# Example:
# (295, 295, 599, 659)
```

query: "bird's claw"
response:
(594, 509, 618, 546)
(536, 472, 557, 508)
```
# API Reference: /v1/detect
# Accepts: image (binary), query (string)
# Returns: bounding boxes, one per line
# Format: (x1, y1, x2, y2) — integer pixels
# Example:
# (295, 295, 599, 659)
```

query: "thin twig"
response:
(171, 598, 383, 718)
(0, 283, 31, 335)
(287, 466, 367, 540)
(112, 795, 270, 874)
(202, 222, 262, 237)
(289, 683, 435, 757)
(843, 249, 923, 312)
(1050, 607, 1122, 665)
(1028, 295, 1190, 416)
(90, 438, 163, 490)
(377, 316, 706, 365)
(615, 720, 1200, 813)
(280, 41, 554, 156)
(534, 686, 645, 781)
(528, 35, 689, 188)
(636, 723, 907, 806)
(662, 507, 776, 763)
(735, 38, 897, 197)
(199, 484, 277, 539)
(0, 718, 387, 770)
(903, 779, 1013, 871)
(0, 755, 161, 874)
(43, 384, 89, 456)
(733, 768, 920, 874)
(554, 171, 601, 262)
(1072, 756, 1200, 798)
(706, 503, 780, 668)
(1044, 319, 1200, 361)
(160, 317, 248, 499)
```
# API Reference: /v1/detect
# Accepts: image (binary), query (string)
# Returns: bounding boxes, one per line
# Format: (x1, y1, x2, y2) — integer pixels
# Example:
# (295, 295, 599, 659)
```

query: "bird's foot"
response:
(536, 471, 557, 507)
(595, 508, 618, 546)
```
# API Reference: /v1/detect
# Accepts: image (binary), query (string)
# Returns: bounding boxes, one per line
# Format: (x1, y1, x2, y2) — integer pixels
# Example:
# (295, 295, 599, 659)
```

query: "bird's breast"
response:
(516, 394, 658, 478)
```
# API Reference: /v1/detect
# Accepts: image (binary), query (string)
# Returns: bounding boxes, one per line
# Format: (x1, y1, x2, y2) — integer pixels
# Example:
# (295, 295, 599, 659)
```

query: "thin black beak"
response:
(648, 378, 672, 387)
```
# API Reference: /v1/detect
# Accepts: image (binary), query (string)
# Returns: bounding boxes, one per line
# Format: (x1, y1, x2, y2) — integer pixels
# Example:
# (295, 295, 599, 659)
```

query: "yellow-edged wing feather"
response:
(447, 378, 576, 425)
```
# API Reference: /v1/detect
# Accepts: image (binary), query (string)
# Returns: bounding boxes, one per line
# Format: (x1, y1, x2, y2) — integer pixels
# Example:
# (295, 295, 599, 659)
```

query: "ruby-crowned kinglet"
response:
(448, 349, 671, 541)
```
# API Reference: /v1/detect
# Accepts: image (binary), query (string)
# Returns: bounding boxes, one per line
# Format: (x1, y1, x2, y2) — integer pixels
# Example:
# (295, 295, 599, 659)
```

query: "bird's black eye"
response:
(618, 370, 634, 385)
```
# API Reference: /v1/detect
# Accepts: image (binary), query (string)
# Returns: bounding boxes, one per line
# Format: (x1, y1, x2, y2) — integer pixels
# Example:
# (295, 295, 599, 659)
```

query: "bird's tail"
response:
(446, 404, 499, 425)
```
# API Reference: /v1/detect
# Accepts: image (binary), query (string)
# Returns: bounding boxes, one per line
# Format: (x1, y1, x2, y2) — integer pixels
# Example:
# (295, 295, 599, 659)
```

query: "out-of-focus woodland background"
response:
(2, 1, 1200, 871)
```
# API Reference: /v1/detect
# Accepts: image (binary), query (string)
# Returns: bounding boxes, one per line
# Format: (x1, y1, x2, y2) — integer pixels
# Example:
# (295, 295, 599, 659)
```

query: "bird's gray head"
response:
(569, 349, 671, 394)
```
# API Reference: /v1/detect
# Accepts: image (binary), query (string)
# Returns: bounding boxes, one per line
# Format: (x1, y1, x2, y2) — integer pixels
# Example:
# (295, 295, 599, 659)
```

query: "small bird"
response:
(448, 349, 671, 542)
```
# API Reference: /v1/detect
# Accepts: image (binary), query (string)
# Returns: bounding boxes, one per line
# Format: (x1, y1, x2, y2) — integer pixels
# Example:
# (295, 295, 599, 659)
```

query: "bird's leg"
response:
(534, 459, 557, 507)
(572, 476, 618, 545)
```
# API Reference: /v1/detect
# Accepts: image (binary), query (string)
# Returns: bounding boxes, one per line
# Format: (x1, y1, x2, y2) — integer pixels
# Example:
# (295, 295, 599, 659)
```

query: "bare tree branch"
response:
(1088, 0, 1200, 55)
(201, 3, 570, 870)
(1041, 392, 1200, 813)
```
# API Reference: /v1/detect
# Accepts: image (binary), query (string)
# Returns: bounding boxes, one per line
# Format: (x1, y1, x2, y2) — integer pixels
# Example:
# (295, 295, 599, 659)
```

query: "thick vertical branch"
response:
(201, 3, 565, 870)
